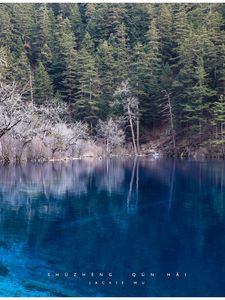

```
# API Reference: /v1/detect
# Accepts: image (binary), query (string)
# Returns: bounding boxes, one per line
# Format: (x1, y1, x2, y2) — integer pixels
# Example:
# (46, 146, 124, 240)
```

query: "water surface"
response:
(0, 159, 224, 296)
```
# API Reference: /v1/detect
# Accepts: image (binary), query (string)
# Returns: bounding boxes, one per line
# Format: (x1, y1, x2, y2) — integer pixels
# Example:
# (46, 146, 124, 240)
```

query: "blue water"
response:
(0, 159, 224, 296)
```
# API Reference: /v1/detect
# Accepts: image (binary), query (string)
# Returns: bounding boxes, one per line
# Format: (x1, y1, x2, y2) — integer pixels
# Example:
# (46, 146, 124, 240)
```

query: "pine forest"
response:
(0, 3, 225, 161)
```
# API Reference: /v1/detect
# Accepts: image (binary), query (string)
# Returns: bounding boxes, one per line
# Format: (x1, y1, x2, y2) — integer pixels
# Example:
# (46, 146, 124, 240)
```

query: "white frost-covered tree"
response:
(0, 82, 32, 139)
(46, 122, 89, 155)
(0, 81, 89, 161)
(114, 80, 140, 155)
(97, 117, 125, 154)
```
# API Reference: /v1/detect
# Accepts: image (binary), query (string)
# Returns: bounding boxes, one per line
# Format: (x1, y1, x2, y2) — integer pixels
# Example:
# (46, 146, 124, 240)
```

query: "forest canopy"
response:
(0, 3, 225, 158)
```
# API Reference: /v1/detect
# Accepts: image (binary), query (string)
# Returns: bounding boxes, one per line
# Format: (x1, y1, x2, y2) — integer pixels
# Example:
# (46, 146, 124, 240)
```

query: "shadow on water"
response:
(0, 158, 224, 296)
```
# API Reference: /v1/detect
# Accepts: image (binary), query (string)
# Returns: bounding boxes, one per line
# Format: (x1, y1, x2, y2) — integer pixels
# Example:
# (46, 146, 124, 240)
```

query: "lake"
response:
(0, 158, 224, 296)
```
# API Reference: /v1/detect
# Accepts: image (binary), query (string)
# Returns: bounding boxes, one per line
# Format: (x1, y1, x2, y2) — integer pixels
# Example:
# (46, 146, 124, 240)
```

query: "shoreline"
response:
(1, 153, 224, 166)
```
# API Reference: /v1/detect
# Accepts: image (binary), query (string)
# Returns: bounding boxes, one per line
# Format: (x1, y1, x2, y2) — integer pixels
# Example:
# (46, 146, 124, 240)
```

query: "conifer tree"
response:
(124, 4, 149, 47)
(156, 4, 174, 62)
(0, 6, 14, 49)
(11, 4, 35, 55)
(40, 43, 53, 66)
(130, 42, 149, 123)
(10, 51, 30, 88)
(144, 18, 162, 122)
(204, 6, 225, 95)
(67, 4, 84, 47)
(111, 22, 130, 85)
(86, 4, 108, 45)
(96, 40, 115, 118)
(52, 17, 77, 106)
(34, 61, 53, 104)
(82, 32, 95, 54)
(34, 4, 54, 62)
(212, 95, 225, 151)
(173, 5, 190, 49)
(106, 4, 125, 36)
(76, 47, 101, 127)
(182, 55, 215, 139)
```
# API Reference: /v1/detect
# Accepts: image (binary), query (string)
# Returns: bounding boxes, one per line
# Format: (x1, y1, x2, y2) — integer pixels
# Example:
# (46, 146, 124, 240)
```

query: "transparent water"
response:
(0, 159, 224, 296)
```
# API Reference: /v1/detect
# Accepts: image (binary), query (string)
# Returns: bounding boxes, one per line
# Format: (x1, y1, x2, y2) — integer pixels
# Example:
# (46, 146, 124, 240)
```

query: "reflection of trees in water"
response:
(0, 160, 127, 201)
(0, 159, 224, 222)
(127, 158, 140, 213)
(0, 160, 128, 232)
(0, 159, 224, 295)
(168, 159, 176, 216)
(97, 159, 125, 194)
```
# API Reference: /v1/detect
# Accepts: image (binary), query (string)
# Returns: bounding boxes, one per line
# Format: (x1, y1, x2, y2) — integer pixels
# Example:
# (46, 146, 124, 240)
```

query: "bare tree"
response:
(114, 80, 140, 156)
(34, 100, 68, 129)
(161, 89, 176, 155)
(0, 82, 32, 139)
(10, 97, 68, 156)
(97, 117, 125, 154)
(29, 69, 34, 110)
(0, 81, 89, 162)
(45, 122, 89, 156)
(0, 47, 8, 81)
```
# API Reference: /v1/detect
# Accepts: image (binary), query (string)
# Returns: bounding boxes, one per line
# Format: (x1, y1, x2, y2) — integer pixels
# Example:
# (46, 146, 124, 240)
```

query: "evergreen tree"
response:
(11, 4, 35, 58)
(0, 6, 14, 49)
(144, 18, 162, 122)
(145, 18, 162, 81)
(34, 4, 54, 62)
(10, 50, 30, 88)
(67, 4, 84, 48)
(173, 5, 191, 48)
(204, 6, 225, 95)
(130, 42, 148, 120)
(124, 4, 149, 47)
(82, 32, 95, 53)
(96, 40, 115, 118)
(76, 47, 101, 127)
(34, 61, 53, 104)
(52, 16, 77, 106)
(111, 22, 130, 85)
(105, 4, 125, 36)
(40, 43, 53, 66)
(86, 4, 108, 45)
(156, 4, 174, 62)
(171, 26, 197, 129)
(212, 95, 225, 149)
(182, 55, 215, 139)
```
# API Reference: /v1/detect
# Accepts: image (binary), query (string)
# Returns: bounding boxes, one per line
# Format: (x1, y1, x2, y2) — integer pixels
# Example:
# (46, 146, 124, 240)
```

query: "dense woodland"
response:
(0, 3, 225, 160)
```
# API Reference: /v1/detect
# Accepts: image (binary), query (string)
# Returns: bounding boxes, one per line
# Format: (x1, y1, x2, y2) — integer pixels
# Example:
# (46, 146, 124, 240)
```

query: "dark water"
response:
(0, 159, 224, 296)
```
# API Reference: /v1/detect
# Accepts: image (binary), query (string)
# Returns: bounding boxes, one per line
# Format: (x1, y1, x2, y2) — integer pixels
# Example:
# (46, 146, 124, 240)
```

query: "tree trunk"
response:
(106, 138, 110, 155)
(165, 91, 176, 156)
(0, 119, 21, 139)
(136, 115, 140, 155)
(18, 139, 32, 162)
(29, 69, 34, 111)
(221, 122, 224, 155)
(128, 104, 138, 156)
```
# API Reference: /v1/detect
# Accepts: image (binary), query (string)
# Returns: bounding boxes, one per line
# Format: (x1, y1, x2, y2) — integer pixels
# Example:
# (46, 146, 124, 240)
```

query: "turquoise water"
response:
(0, 159, 224, 296)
